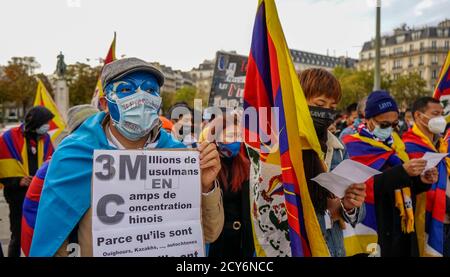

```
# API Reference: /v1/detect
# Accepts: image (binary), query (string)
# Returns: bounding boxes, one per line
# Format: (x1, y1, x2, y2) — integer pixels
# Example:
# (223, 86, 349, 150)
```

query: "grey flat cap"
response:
(101, 57, 165, 89)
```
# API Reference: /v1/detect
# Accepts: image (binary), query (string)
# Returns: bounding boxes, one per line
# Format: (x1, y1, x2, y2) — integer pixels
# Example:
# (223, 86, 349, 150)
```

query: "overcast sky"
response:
(0, 0, 449, 74)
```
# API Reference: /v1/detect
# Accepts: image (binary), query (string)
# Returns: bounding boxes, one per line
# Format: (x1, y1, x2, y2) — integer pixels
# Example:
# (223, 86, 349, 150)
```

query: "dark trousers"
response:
(444, 224, 450, 257)
(3, 186, 27, 257)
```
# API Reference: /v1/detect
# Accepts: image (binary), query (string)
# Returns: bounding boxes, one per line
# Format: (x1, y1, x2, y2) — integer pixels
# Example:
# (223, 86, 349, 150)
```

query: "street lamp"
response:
(374, 0, 381, 91)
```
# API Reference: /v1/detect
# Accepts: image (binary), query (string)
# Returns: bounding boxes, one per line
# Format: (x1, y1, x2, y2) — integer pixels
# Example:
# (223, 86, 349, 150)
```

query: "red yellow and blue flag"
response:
(433, 50, 450, 119)
(33, 79, 66, 142)
(21, 160, 50, 257)
(244, 0, 329, 257)
(342, 130, 411, 255)
(91, 32, 117, 107)
(0, 125, 53, 186)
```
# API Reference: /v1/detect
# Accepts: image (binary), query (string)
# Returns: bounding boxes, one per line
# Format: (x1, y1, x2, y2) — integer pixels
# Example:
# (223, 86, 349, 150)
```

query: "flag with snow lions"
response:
(243, 0, 329, 257)
(433, 50, 450, 118)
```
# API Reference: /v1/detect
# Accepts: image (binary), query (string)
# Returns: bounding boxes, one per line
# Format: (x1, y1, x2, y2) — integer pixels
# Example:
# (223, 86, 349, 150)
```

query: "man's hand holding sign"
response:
(92, 147, 220, 257)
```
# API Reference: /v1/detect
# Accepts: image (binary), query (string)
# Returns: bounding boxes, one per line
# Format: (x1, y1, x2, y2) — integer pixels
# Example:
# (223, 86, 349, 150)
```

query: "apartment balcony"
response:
(360, 46, 450, 61)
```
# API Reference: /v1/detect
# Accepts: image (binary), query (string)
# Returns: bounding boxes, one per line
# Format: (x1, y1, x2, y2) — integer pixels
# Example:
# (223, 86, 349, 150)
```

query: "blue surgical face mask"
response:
(353, 118, 362, 128)
(105, 72, 161, 141)
(36, 123, 50, 135)
(217, 142, 241, 158)
(373, 124, 393, 141)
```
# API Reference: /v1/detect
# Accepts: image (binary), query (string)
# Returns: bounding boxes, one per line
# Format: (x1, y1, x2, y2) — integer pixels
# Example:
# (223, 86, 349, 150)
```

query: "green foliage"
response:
(161, 91, 176, 114)
(389, 72, 429, 110)
(174, 86, 197, 107)
(333, 67, 427, 111)
(0, 57, 40, 117)
(66, 63, 101, 106)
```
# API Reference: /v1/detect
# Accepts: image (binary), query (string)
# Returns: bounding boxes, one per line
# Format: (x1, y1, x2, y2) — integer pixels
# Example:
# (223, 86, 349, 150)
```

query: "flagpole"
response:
(374, 0, 381, 91)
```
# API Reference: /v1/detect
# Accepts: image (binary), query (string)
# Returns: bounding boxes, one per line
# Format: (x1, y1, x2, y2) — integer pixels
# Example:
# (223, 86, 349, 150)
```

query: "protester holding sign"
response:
(343, 91, 439, 256)
(30, 58, 224, 257)
(0, 106, 54, 257)
(204, 113, 254, 257)
(402, 97, 448, 257)
(299, 68, 367, 257)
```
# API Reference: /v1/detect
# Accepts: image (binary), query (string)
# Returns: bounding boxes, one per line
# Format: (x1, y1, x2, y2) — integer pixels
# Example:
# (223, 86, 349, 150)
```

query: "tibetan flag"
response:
(433, 50, 450, 118)
(21, 160, 50, 257)
(342, 130, 411, 256)
(91, 32, 116, 107)
(33, 79, 66, 142)
(0, 125, 53, 186)
(244, 0, 329, 257)
(403, 125, 448, 257)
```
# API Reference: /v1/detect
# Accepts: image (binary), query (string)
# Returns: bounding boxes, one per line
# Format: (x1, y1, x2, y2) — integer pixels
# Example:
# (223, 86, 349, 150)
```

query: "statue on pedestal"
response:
(56, 52, 67, 79)
(53, 52, 69, 120)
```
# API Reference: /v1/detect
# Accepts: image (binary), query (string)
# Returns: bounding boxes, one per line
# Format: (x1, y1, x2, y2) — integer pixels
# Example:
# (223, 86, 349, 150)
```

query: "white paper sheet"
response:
(311, 159, 381, 198)
(421, 152, 448, 173)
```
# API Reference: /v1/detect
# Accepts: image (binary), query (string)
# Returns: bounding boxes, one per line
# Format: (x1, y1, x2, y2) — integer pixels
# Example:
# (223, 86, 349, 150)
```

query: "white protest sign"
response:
(92, 149, 204, 257)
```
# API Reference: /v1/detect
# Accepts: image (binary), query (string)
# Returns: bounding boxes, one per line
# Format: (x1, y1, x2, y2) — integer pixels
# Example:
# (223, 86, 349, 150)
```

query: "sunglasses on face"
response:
(374, 119, 399, 129)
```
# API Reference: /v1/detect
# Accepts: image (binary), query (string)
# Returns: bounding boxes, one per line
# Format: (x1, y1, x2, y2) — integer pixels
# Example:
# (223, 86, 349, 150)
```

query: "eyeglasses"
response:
(373, 119, 399, 129)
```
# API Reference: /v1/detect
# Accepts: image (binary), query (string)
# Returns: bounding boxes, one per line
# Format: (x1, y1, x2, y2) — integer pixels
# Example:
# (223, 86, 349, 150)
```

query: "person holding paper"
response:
(30, 58, 224, 257)
(299, 68, 367, 257)
(343, 90, 439, 257)
(402, 97, 449, 257)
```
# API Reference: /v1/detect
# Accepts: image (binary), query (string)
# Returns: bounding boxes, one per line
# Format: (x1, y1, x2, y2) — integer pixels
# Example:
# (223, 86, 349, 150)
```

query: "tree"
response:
(333, 67, 392, 110)
(174, 86, 197, 108)
(389, 72, 429, 110)
(0, 57, 40, 119)
(161, 91, 176, 115)
(66, 63, 101, 106)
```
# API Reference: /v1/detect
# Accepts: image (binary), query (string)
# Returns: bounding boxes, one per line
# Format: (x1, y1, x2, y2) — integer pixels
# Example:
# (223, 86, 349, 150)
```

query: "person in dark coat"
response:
(0, 106, 54, 257)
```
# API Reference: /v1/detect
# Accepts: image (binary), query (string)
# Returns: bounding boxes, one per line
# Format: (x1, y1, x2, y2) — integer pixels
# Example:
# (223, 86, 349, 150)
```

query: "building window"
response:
(420, 42, 425, 50)
(409, 44, 414, 52)
(432, 55, 438, 64)
(394, 59, 402, 69)
(419, 70, 422, 78)
(445, 41, 450, 49)
(419, 55, 424, 65)
(396, 35, 405, 44)
(432, 40, 437, 49)
(409, 57, 413, 67)
(394, 73, 400, 80)
(432, 70, 437, 79)
(412, 32, 421, 40)
(394, 47, 403, 54)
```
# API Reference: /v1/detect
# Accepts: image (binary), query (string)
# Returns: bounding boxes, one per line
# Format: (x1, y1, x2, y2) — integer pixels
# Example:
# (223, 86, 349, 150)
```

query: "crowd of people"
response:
(0, 57, 449, 257)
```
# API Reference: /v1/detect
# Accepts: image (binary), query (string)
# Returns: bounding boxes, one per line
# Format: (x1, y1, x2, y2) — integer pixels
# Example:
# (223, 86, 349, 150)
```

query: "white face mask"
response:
(36, 123, 50, 135)
(427, 115, 447, 134)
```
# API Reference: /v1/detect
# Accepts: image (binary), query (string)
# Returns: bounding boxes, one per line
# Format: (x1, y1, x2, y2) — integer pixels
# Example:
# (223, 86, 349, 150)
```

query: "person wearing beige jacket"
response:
(30, 58, 224, 257)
